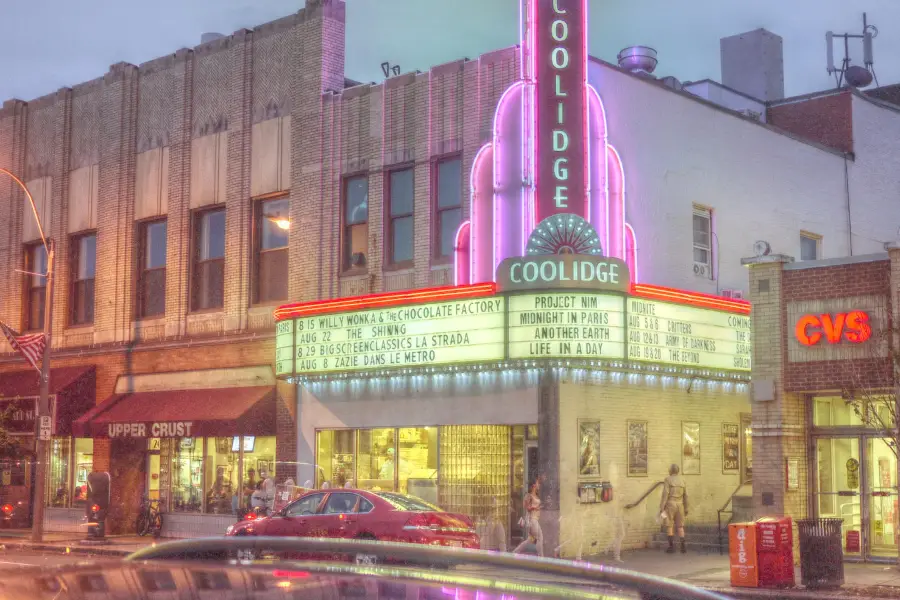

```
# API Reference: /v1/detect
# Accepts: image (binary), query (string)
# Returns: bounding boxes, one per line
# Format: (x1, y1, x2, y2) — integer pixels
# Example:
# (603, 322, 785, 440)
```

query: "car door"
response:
(266, 492, 325, 537)
(319, 492, 361, 539)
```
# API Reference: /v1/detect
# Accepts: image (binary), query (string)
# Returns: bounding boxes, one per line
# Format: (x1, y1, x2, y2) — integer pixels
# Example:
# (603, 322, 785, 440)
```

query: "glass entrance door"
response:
(816, 436, 900, 561)
(866, 438, 898, 559)
(815, 437, 862, 559)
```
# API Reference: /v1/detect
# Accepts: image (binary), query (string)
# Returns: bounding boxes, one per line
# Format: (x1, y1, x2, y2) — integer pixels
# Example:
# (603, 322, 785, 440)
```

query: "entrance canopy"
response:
(73, 386, 275, 439)
(0, 366, 95, 435)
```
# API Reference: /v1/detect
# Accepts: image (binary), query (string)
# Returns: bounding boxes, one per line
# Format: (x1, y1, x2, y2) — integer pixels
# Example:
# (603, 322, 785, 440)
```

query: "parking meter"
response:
(85, 472, 110, 538)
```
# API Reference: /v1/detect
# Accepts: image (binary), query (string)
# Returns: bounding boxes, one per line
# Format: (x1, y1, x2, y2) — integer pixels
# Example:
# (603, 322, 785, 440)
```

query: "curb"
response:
(0, 541, 133, 557)
(703, 584, 874, 600)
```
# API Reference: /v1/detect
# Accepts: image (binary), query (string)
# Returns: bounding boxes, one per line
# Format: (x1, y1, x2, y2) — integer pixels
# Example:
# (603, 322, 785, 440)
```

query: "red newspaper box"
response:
(756, 516, 796, 588)
(729, 523, 758, 588)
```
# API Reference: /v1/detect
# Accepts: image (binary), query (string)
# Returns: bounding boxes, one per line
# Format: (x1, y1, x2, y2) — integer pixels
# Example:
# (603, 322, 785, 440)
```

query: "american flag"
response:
(0, 321, 46, 374)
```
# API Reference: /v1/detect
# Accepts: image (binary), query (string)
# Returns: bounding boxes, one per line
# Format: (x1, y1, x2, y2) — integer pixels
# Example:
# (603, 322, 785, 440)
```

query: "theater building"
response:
(2, 0, 900, 542)
(745, 247, 900, 562)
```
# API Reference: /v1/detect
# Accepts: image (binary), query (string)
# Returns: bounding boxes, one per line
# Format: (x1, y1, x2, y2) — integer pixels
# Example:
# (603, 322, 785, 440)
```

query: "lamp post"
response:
(0, 168, 53, 543)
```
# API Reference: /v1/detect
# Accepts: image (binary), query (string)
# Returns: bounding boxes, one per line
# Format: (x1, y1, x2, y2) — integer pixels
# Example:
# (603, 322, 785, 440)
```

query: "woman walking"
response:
(513, 479, 544, 556)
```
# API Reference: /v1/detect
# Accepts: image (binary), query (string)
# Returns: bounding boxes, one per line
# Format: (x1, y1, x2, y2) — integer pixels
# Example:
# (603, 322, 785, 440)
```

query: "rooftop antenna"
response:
(380, 62, 401, 78)
(826, 12, 879, 89)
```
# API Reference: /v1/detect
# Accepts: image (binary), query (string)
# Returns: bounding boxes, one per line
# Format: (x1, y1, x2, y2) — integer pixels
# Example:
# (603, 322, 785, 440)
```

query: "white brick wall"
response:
(589, 61, 900, 296)
(557, 373, 749, 557)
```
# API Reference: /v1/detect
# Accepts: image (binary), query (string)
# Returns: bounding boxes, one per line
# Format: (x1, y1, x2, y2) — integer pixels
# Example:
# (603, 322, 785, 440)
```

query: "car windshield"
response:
(374, 492, 442, 512)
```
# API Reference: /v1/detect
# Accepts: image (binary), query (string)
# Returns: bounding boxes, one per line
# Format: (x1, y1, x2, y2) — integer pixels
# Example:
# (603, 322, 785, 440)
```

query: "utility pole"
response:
(0, 168, 53, 543)
(30, 239, 53, 542)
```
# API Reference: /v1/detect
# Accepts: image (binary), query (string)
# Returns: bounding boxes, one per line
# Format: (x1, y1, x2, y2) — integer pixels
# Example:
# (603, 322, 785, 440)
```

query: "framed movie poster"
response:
(578, 420, 601, 478)
(682, 421, 701, 475)
(722, 423, 740, 472)
(627, 420, 648, 477)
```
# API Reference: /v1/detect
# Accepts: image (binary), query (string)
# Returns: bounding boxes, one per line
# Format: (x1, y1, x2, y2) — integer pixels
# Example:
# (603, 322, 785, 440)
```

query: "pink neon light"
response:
(469, 143, 492, 283)
(493, 81, 526, 272)
(625, 222, 639, 283)
(587, 85, 609, 252)
(607, 144, 626, 260)
(454, 220, 471, 285)
(582, 0, 591, 225)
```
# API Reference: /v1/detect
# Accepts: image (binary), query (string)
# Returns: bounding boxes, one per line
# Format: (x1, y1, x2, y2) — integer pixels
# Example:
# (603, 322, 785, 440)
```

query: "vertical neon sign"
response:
(534, 0, 589, 222)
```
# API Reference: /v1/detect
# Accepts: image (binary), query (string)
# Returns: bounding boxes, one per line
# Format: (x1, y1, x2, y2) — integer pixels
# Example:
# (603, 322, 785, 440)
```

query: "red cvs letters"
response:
(795, 311, 872, 346)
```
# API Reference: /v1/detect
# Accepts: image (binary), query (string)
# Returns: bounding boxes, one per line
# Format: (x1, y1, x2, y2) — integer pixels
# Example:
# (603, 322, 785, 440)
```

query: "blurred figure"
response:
(659, 464, 688, 554)
(513, 479, 543, 556)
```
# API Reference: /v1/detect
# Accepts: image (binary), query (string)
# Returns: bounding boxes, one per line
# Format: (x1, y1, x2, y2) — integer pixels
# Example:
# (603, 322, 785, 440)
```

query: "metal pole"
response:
(0, 169, 52, 544)
(30, 239, 54, 543)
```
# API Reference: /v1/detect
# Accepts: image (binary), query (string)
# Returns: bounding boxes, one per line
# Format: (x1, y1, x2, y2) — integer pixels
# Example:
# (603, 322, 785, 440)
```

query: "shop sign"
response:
(627, 298, 753, 371)
(496, 255, 629, 293)
(107, 421, 195, 438)
(0, 398, 37, 434)
(284, 297, 507, 374)
(508, 292, 625, 359)
(794, 311, 872, 346)
(534, 0, 589, 222)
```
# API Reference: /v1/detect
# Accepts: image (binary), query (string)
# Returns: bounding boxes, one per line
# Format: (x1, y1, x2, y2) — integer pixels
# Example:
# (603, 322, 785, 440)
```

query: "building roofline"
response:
(783, 252, 888, 271)
(681, 78, 764, 104)
(587, 55, 848, 160)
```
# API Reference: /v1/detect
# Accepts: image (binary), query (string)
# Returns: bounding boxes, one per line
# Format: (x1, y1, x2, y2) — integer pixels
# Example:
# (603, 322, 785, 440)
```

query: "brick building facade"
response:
(745, 249, 900, 561)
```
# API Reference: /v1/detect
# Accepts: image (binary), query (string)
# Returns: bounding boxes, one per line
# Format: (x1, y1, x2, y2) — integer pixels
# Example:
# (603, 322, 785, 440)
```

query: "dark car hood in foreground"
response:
(0, 559, 630, 600)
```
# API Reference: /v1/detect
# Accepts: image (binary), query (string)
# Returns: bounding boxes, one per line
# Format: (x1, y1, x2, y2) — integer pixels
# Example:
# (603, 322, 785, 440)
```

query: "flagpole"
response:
(0, 168, 52, 543)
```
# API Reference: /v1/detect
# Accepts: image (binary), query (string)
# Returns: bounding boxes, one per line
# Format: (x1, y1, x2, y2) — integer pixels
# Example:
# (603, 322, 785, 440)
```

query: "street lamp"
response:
(0, 168, 54, 543)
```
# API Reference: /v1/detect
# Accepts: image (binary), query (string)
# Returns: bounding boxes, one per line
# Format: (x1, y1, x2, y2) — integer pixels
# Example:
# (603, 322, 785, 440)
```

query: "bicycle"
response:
(136, 496, 163, 538)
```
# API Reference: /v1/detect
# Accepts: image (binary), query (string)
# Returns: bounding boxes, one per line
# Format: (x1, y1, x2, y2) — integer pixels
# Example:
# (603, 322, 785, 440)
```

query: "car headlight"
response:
(226, 525, 235, 535)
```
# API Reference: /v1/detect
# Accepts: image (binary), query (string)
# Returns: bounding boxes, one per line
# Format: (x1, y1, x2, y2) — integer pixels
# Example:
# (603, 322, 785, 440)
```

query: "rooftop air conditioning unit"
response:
(722, 289, 744, 300)
(739, 109, 762, 122)
(693, 263, 710, 278)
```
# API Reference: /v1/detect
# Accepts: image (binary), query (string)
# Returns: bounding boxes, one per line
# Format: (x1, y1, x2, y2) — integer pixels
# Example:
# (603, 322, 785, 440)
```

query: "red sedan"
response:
(226, 489, 479, 550)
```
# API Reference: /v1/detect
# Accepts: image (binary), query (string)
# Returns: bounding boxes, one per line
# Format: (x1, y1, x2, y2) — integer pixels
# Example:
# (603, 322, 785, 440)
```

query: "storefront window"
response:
(47, 437, 72, 507)
(72, 438, 93, 507)
(205, 438, 236, 514)
(439, 425, 510, 523)
(398, 427, 437, 502)
(317, 430, 355, 488)
(357, 429, 395, 491)
(171, 438, 203, 512)
(814, 395, 894, 428)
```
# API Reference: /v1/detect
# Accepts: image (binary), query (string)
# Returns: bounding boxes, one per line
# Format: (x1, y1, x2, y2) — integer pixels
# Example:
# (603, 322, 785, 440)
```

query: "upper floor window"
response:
(434, 158, 462, 260)
(70, 233, 96, 326)
(24, 243, 47, 331)
(191, 209, 226, 311)
(255, 197, 289, 304)
(138, 219, 167, 318)
(343, 176, 368, 271)
(387, 168, 414, 266)
(692, 206, 712, 273)
(800, 232, 821, 261)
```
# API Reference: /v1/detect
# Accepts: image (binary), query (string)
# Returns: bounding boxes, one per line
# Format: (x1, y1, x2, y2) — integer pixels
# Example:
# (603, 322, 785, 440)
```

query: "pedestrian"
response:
(659, 463, 689, 554)
(513, 479, 544, 556)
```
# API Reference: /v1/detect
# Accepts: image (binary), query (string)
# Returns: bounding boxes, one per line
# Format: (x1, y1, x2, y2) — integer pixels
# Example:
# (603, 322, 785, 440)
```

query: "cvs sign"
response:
(794, 311, 872, 346)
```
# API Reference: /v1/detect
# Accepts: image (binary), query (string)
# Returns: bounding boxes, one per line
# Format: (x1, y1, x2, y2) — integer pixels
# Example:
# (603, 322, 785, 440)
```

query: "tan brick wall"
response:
(557, 375, 750, 558)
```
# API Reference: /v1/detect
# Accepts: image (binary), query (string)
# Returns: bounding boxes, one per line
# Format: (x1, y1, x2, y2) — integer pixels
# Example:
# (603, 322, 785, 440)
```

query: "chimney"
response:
(201, 32, 225, 44)
(720, 29, 785, 102)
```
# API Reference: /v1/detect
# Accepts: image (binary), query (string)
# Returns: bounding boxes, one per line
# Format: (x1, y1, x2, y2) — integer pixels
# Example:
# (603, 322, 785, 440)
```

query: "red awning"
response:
(0, 366, 96, 435)
(73, 386, 275, 439)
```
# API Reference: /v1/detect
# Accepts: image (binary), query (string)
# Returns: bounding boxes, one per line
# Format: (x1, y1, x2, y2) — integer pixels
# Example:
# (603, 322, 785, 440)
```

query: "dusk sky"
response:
(1, 0, 897, 102)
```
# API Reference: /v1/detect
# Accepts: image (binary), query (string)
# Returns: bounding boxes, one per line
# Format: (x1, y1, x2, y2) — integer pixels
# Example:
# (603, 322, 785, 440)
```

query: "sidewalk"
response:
(0, 530, 157, 557)
(589, 549, 900, 599)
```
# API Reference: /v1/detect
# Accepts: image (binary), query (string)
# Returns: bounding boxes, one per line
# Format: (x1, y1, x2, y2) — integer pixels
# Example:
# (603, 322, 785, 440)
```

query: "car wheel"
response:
(235, 548, 259, 562)
(354, 534, 378, 565)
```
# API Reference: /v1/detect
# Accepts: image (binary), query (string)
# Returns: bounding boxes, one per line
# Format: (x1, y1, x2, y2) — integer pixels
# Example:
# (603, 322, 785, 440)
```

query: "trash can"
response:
(797, 518, 844, 589)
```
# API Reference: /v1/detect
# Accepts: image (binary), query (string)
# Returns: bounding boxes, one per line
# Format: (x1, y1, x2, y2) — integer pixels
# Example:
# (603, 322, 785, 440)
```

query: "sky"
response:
(1, 0, 898, 103)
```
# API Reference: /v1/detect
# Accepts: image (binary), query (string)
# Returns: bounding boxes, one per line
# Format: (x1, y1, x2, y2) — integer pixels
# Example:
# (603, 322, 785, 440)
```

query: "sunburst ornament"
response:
(525, 214, 603, 256)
